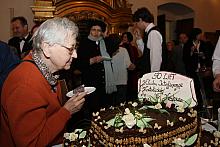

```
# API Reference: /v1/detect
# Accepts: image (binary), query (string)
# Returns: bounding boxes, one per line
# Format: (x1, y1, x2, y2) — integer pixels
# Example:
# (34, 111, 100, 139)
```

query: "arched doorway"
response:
(158, 2, 195, 42)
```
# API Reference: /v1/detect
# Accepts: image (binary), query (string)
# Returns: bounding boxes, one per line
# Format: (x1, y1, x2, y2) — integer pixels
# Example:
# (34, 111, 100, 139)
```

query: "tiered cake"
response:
(64, 72, 202, 146)
(90, 100, 200, 147)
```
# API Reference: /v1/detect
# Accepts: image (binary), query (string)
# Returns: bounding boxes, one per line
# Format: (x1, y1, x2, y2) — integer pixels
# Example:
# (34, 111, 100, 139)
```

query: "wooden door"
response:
(176, 18, 194, 37)
(157, 14, 166, 42)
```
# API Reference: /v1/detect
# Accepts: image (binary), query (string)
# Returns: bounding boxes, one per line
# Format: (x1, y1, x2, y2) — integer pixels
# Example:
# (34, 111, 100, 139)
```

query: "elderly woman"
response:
(0, 18, 86, 147)
(77, 19, 116, 115)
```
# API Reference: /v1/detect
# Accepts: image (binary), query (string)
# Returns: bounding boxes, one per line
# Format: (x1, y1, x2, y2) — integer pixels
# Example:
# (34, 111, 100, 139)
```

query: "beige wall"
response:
(130, 0, 220, 32)
(0, 0, 34, 42)
(1, 0, 220, 42)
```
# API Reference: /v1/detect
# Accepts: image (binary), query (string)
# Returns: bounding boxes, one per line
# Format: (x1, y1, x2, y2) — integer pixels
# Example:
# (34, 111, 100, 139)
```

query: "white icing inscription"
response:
(138, 71, 197, 107)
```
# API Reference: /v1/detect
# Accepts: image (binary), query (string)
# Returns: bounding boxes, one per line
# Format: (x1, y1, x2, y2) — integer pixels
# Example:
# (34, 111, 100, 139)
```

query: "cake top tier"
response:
(138, 71, 197, 107)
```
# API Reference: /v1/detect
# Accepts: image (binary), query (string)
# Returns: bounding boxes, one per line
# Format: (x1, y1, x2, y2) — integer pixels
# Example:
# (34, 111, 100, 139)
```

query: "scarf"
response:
(32, 50, 59, 86)
(88, 35, 117, 94)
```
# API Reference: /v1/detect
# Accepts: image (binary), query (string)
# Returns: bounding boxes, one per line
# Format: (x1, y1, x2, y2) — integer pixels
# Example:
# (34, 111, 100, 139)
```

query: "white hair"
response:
(32, 17, 78, 52)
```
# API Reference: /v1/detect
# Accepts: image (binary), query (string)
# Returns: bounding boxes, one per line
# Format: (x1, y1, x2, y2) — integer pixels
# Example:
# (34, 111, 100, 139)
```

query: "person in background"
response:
(120, 32, 139, 101)
(30, 23, 41, 36)
(213, 37, 220, 92)
(8, 16, 32, 59)
(201, 33, 215, 60)
(77, 19, 116, 116)
(183, 28, 212, 78)
(133, 7, 163, 77)
(173, 33, 189, 75)
(179, 33, 189, 48)
(0, 41, 20, 96)
(165, 41, 176, 72)
(0, 17, 86, 147)
(183, 28, 212, 109)
(106, 34, 135, 105)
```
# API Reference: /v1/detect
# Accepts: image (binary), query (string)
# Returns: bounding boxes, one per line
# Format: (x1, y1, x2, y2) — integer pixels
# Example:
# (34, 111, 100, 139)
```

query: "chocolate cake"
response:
(64, 72, 202, 146)
(89, 101, 200, 146)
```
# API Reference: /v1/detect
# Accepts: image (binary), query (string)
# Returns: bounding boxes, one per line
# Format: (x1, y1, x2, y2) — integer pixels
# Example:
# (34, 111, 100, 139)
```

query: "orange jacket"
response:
(0, 55, 70, 147)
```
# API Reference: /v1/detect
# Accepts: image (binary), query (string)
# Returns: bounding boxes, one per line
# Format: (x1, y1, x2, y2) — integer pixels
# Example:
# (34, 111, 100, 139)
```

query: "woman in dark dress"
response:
(77, 20, 116, 117)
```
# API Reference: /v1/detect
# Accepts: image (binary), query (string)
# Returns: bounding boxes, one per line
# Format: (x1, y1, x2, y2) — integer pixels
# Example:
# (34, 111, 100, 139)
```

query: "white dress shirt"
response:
(19, 34, 29, 52)
(136, 23, 163, 72)
(212, 37, 220, 77)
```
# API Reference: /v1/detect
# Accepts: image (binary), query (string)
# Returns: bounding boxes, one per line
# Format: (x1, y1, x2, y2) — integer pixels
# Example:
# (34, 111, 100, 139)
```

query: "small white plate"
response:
(102, 56, 112, 61)
(66, 87, 96, 97)
(202, 122, 217, 132)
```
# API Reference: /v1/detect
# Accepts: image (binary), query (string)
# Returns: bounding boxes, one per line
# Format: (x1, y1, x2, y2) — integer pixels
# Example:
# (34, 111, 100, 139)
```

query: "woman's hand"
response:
(128, 63, 136, 70)
(63, 92, 86, 115)
(90, 56, 104, 64)
(133, 28, 142, 40)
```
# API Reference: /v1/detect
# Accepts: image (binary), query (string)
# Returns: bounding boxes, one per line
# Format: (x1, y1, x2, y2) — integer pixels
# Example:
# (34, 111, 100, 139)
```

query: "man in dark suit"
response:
(8, 16, 32, 59)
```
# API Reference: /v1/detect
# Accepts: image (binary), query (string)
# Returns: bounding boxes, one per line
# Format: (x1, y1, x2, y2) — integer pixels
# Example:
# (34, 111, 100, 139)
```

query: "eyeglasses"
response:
(56, 43, 78, 54)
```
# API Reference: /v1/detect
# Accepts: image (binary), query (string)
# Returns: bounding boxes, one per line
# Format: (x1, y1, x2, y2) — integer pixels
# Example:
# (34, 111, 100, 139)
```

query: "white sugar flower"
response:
(172, 138, 185, 146)
(154, 123, 162, 129)
(64, 133, 70, 139)
(122, 113, 136, 129)
(187, 113, 192, 117)
(109, 106, 114, 110)
(132, 102, 138, 107)
(139, 128, 144, 132)
(191, 110, 197, 117)
(100, 108, 105, 111)
(115, 127, 124, 133)
(177, 103, 185, 113)
(92, 112, 99, 116)
(119, 127, 124, 133)
(170, 122, 174, 126)
(124, 108, 131, 115)
(178, 117, 186, 122)
(179, 117, 183, 121)
(214, 131, 220, 138)
(69, 133, 78, 141)
(167, 120, 174, 126)
(143, 143, 151, 147)
(154, 103, 162, 109)
(128, 101, 132, 104)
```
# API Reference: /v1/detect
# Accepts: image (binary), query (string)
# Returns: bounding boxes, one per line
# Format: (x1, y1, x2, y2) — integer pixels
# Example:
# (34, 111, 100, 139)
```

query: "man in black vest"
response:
(133, 7, 163, 77)
(8, 16, 32, 59)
